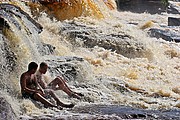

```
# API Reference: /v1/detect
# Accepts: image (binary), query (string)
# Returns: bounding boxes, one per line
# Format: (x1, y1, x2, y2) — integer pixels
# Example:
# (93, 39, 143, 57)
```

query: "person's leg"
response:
(48, 77, 72, 95)
(51, 76, 83, 98)
(57, 76, 84, 97)
(47, 90, 75, 108)
(33, 92, 63, 109)
(57, 76, 77, 93)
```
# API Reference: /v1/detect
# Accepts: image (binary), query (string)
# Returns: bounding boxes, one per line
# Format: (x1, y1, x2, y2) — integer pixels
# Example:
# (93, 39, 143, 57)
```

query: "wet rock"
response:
(0, 17, 9, 32)
(72, 105, 180, 120)
(168, 1, 180, 14)
(0, 3, 43, 33)
(116, 0, 166, 14)
(20, 113, 123, 120)
(168, 17, 180, 26)
(0, 95, 17, 120)
(62, 21, 153, 59)
(40, 43, 56, 55)
(0, 3, 55, 56)
(148, 27, 180, 42)
(44, 56, 86, 81)
(18, 104, 180, 120)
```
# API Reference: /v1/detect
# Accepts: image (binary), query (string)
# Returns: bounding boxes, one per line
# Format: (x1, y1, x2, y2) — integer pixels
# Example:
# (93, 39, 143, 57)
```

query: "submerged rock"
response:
(148, 27, 180, 42)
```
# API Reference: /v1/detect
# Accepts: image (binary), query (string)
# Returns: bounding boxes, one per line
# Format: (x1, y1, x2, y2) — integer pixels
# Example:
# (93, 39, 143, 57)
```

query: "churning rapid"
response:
(0, 0, 179, 119)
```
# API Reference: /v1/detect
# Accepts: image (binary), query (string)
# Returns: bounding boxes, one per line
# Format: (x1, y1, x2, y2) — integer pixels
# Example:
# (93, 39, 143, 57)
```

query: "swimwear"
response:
(22, 92, 36, 100)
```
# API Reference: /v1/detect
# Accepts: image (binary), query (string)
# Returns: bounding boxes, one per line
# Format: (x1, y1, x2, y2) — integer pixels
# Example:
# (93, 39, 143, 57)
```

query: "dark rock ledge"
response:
(148, 16, 180, 42)
(19, 105, 180, 120)
(72, 105, 180, 120)
(149, 27, 180, 42)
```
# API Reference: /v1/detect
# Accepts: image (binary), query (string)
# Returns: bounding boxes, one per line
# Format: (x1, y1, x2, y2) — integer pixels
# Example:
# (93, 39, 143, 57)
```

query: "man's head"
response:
(28, 62, 38, 74)
(39, 62, 48, 74)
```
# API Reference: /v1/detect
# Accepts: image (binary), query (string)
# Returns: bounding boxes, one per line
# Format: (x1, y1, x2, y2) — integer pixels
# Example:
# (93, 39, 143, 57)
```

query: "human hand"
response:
(37, 89, 45, 96)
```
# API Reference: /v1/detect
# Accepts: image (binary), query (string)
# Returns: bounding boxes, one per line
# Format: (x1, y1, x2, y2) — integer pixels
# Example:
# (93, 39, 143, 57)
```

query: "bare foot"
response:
(56, 106, 63, 110)
(57, 101, 75, 108)
(76, 93, 84, 97)
(71, 93, 81, 99)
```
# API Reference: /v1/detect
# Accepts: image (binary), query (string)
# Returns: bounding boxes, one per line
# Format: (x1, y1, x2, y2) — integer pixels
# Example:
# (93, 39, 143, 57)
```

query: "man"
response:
(36, 62, 83, 99)
(20, 62, 74, 109)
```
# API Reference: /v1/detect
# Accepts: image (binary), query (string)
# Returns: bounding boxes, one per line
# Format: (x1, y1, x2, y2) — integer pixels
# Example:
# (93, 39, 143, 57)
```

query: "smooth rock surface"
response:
(168, 17, 180, 26)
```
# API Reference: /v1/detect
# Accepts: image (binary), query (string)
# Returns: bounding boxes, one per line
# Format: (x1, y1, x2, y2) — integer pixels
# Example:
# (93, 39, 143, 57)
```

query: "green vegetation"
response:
(161, 0, 169, 7)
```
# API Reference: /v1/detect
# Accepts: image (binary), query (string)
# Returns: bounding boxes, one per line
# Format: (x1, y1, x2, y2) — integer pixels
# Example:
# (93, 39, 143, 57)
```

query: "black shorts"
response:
(22, 92, 36, 100)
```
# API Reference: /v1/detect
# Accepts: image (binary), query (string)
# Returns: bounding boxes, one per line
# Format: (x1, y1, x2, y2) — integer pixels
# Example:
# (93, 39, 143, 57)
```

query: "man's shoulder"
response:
(20, 72, 29, 81)
(21, 72, 27, 77)
(35, 70, 43, 81)
(35, 70, 41, 76)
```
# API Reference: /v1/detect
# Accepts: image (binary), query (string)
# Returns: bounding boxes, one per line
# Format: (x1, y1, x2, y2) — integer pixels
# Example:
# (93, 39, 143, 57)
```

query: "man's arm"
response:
(34, 76, 45, 95)
(36, 74, 47, 89)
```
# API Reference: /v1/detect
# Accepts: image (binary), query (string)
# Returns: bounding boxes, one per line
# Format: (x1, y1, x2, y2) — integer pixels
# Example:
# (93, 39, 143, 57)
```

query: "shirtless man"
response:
(20, 62, 74, 109)
(36, 62, 83, 99)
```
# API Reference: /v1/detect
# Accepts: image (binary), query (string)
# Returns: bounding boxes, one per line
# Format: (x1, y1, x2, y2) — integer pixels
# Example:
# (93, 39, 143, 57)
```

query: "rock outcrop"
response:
(61, 20, 153, 59)
(72, 105, 180, 120)
(168, 1, 180, 14)
(116, 0, 167, 14)
(149, 27, 180, 42)
(147, 1, 180, 42)
(0, 3, 43, 33)
(168, 17, 180, 26)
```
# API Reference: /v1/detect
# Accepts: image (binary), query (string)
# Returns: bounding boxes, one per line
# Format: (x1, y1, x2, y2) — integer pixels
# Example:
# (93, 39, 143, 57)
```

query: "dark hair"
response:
(40, 62, 47, 68)
(28, 62, 38, 71)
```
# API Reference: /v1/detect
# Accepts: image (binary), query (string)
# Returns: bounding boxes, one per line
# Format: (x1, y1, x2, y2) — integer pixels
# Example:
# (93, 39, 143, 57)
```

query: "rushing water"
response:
(0, 0, 180, 119)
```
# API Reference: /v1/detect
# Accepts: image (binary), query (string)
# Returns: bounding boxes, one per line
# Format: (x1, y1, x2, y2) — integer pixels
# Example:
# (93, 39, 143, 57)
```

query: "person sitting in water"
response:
(35, 62, 84, 99)
(20, 62, 74, 109)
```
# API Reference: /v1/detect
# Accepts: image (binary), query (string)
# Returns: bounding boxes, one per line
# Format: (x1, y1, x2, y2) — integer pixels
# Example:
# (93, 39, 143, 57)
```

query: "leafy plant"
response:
(161, 0, 169, 7)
